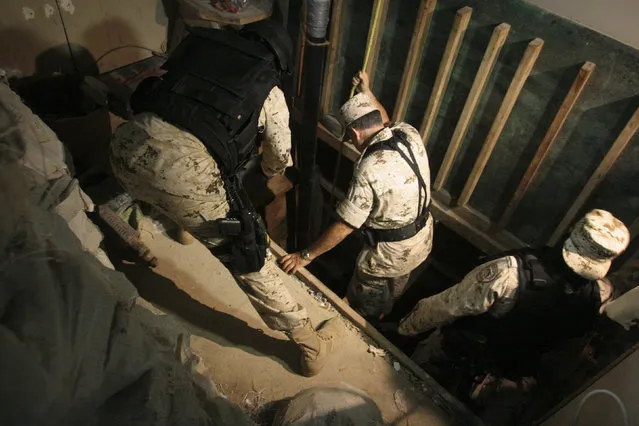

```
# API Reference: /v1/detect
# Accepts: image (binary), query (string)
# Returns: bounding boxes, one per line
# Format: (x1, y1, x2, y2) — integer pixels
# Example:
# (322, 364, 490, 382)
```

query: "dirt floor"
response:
(108, 218, 458, 425)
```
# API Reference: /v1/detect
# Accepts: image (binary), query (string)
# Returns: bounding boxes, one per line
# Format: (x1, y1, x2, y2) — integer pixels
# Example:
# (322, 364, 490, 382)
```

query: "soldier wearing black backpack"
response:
(110, 20, 340, 377)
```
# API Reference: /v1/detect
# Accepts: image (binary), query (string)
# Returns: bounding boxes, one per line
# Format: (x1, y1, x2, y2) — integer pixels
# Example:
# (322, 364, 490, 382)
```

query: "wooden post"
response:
(363, 0, 390, 86)
(392, 0, 437, 122)
(320, 0, 345, 114)
(457, 38, 544, 207)
(433, 23, 510, 191)
(496, 62, 596, 230)
(548, 107, 639, 246)
(420, 6, 473, 144)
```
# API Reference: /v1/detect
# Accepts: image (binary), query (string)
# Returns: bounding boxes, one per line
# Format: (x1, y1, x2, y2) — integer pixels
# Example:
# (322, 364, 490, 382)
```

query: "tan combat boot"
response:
(288, 317, 342, 377)
(176, 227, 195, 245)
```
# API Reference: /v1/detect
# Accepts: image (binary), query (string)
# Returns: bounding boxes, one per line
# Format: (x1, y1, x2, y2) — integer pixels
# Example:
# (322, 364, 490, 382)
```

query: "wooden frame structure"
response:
(306, 2, 637, 257)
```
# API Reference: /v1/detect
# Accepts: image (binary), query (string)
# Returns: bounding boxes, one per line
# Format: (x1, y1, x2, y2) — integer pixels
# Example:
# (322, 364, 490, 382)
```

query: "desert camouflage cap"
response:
(563, 209, 630, 280)
(339, 92, 378, 128)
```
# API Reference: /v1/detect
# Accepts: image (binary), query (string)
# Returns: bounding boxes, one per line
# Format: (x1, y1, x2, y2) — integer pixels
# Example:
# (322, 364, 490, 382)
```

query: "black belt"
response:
(360, 210, 430, 246)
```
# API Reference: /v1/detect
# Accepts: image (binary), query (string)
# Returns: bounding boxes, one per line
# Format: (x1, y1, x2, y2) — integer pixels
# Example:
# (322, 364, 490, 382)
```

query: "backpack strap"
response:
(359, 129, 430, 245)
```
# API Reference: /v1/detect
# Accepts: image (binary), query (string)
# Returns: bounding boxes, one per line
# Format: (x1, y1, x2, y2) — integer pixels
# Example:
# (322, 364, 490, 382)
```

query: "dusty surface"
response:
(110, 219, 456, 425)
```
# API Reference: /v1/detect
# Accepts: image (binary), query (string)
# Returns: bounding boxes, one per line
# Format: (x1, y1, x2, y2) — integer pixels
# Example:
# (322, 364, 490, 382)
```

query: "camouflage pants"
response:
(110, 121, 308, 332)
(346, 265, 410, 320)
(119, 186, 308, 333)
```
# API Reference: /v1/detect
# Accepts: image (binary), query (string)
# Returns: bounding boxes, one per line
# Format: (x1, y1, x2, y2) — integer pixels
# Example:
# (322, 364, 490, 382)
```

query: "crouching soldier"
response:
(398, 209, 630, 387)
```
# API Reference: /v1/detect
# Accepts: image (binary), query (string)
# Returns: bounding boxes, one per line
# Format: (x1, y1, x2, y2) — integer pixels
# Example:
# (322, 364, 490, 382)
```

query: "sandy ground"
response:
(110, 219, 456, 425)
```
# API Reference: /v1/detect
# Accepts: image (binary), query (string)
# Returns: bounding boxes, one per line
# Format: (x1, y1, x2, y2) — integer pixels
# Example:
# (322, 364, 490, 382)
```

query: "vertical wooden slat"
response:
(363, 0, 390, 86)
(548, 107, 639, 246)
(320, 0, 345, 114)
(433, 22, 510, 191)
(295, 0, 307, 97)
(457, 38, 544, 207)
(420, 6, 473, 143)
(496, 62, 596, 230)
(392, 0, 437, 122)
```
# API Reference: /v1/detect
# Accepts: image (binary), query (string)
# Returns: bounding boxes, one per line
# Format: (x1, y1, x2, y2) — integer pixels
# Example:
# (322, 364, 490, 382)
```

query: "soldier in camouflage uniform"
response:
(111, 83, 340, 377)
(281, 71, 434, 321)
(398, 209, 630, 383)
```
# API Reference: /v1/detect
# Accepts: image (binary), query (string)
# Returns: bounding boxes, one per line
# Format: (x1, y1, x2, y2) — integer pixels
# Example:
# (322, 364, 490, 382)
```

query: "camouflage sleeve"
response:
(398, 257, 519, 336)
(335, 162, 374, 229)
(259, 86, 293, 178)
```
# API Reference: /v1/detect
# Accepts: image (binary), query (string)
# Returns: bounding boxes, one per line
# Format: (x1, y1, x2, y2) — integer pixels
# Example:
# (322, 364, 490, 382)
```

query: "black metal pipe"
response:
(296, 0, 330, 249)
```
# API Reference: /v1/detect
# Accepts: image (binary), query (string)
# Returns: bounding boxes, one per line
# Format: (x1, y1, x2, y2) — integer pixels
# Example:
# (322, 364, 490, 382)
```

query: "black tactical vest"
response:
(131, 27, 281, 176)
(129, 27, 282, 274)
(444, 250, 601, 377)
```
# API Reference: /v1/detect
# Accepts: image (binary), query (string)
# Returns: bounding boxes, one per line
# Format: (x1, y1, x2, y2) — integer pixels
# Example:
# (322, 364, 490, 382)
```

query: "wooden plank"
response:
(269, 241, 484, 425)
(433, 23, 511, 191)
(457, 38, 544, 207)
(296, 0, 308, 97)
(320, 0, 346, 114)
(496, 61, 596, 230)
(548, 107, 639, 246)
(392, 0, 437, 122)
(363, 0, 391, 87)
(419, 6, 473, 143)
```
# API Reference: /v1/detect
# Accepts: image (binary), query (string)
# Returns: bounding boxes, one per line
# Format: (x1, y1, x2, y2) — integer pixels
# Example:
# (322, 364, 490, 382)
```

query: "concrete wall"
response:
(0, 0, 170, 76)
(543, 347, 639, 426)
(526, 0, 639, 50)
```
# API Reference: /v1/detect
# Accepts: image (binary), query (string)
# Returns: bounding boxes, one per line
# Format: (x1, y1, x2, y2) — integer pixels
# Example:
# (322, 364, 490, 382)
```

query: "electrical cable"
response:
(572, 389, 629, 426)
(90, 45, 166, 73)
(55, 0, 79, 73)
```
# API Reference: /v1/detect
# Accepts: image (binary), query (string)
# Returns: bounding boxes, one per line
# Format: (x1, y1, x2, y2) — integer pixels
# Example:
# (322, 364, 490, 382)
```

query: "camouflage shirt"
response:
(398, 255, 614, 336)
(258, 86, 293, 177)
(110, 86, 292, 243)
(398, 256, 522, 336)
(336, 122, 433, 277)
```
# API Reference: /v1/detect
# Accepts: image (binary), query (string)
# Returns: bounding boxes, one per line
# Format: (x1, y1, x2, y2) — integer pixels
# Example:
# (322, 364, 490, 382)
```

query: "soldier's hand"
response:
(279, 252, 311, 274)
(352, 70, 370, 94)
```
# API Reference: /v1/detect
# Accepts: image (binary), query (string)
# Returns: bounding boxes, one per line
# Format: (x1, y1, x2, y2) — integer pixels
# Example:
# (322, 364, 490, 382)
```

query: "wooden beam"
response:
(457, 38, 544, 207)
(320, 0, 345, 114)
(548, 107, 639, 246)
(296, 0, 307, 97)
(269, 242, 484, 425)
(496, 62, 596, 230)
(420, 6, 473, 144)
(433, 22, 510, 191)
(363, 0, 390, 87)
(392, 0, 437, 122)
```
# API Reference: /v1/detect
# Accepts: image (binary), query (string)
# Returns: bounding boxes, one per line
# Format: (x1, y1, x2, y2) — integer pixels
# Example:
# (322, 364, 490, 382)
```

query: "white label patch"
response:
(43, 4, 55, 18)
(58, 0, 75, 15)
(22, 6, 36, 20)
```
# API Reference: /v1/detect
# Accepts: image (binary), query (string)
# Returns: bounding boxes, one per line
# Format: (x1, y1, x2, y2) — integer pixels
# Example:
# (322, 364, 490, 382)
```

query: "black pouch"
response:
(228, 209, 268, 274)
